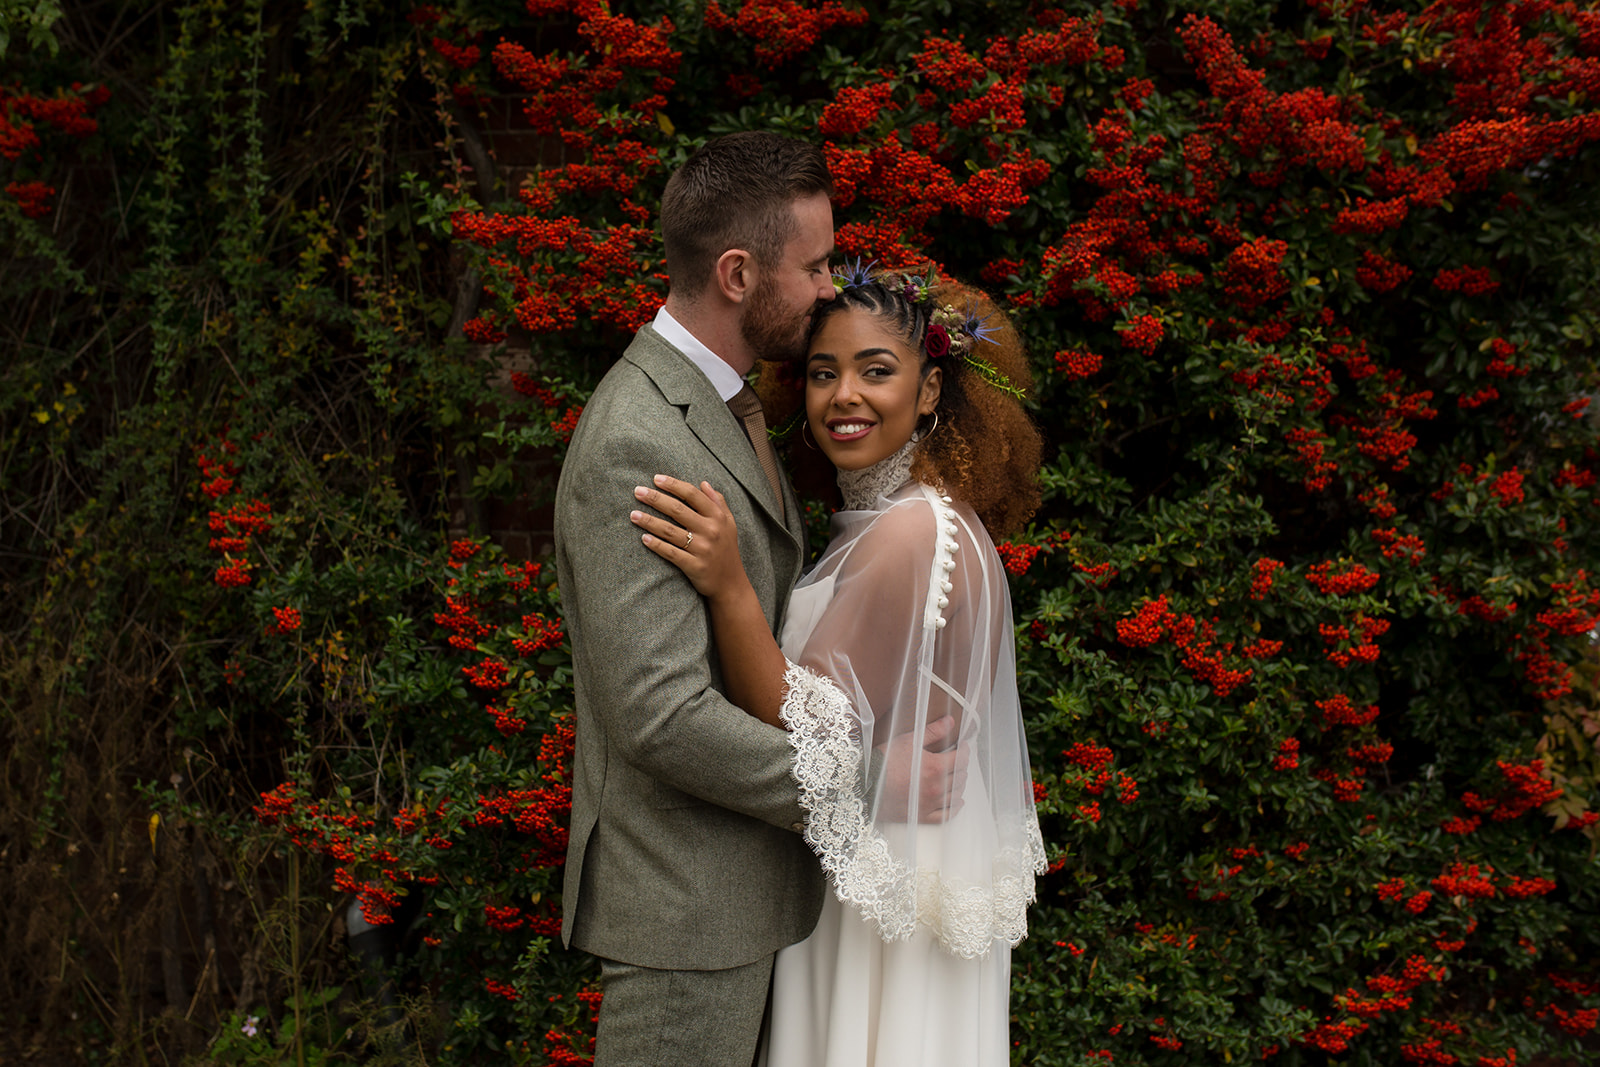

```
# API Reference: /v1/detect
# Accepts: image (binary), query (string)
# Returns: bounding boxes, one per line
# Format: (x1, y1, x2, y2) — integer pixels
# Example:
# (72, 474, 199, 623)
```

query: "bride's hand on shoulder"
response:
(631, 475, 749, 601)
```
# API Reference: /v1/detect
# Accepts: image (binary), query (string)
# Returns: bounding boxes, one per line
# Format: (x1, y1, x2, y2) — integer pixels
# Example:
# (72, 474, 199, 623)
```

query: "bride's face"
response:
(805, 307, 942, 472)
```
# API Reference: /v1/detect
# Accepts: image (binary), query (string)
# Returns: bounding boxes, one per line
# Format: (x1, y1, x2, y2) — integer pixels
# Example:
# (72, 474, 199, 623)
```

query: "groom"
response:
(554, 133, 965, 1065)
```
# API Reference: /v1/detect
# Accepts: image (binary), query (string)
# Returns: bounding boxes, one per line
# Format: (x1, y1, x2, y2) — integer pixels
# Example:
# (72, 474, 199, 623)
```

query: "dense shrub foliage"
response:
(3, 0, 1599, 1064)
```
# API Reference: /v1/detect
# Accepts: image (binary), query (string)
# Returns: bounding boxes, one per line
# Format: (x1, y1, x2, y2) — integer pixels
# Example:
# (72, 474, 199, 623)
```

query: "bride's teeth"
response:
(834, 423, 869, 434)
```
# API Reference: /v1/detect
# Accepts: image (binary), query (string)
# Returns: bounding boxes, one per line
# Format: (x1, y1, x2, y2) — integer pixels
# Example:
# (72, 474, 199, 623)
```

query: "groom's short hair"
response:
(660, 132, 833, 299)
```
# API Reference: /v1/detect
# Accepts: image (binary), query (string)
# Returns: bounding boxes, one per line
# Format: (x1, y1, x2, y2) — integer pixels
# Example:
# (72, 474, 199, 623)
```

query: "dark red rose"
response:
(924, 323, 951, 359)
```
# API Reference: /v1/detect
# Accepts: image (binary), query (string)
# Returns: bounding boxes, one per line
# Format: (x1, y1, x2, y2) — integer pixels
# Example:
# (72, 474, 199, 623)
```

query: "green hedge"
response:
(3, 0, 1598, 1064)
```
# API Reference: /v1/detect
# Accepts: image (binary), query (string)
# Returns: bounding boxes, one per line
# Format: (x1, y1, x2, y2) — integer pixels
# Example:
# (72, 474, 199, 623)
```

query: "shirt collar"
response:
(653, 306, 746, 402)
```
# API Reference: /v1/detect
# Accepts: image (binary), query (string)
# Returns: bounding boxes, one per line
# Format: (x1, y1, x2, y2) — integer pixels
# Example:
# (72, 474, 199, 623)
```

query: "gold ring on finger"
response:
(685, 532, 693, 548)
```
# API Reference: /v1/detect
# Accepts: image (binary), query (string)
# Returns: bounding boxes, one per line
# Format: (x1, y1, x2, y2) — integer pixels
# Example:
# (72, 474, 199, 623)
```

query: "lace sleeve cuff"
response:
(778, 660, 920, 943)
(778, 660, 1047, 959)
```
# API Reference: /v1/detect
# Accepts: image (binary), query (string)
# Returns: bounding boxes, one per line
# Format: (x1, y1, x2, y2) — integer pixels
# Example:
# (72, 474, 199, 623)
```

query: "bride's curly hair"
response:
(762, 268, 1042, 538)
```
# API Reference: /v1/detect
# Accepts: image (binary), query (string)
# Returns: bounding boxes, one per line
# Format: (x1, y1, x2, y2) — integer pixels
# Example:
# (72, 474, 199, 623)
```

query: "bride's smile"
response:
(825, 419, 873, 439)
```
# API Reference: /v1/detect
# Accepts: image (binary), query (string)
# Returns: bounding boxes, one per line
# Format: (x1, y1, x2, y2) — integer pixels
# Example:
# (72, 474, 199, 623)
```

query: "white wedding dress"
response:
(759, 443, 1045, 1067)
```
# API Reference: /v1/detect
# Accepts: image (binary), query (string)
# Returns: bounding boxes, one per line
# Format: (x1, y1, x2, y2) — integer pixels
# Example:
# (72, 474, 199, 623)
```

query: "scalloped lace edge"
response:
(780, 661, 1048, 960)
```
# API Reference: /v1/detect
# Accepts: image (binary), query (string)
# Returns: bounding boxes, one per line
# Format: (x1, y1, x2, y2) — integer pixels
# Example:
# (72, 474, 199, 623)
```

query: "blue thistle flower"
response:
(833, 257, 878, 291)
(962, 305, 999, 347)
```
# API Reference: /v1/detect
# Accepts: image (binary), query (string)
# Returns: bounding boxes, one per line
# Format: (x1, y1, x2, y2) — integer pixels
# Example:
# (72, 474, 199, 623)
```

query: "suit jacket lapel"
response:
(624, 327, 801, 559)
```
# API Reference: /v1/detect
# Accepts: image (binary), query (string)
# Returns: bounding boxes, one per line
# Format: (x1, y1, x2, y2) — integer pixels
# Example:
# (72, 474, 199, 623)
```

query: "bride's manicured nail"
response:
(634, 486, 648, 498)
(654, 474, 669, 485)
(630, 510, 642, 522)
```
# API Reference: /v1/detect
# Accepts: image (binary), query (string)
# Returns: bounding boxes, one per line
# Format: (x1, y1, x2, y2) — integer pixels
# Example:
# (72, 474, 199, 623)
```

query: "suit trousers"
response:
(594, 953, 775, 1067)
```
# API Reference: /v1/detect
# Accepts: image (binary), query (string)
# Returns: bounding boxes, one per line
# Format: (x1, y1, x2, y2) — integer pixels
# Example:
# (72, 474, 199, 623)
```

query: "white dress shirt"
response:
(652, 307, 746, 402)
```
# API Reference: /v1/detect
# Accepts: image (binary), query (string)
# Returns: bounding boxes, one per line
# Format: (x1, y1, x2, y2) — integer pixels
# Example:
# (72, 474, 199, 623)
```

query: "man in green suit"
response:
(555, 133, 964, 1065)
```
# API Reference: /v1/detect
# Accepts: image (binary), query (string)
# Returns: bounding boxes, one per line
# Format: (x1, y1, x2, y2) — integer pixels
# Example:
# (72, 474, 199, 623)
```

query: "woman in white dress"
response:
(630, 265, 1046, 1066)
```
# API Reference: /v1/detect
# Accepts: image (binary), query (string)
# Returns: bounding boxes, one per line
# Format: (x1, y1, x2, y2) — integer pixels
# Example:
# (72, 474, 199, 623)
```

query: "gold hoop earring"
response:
(801, 421, 819, 451)
(922, 412, 940, 438)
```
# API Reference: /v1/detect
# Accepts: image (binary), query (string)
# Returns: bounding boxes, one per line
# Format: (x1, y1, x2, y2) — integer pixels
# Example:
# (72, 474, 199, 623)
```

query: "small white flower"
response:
(242, 1015, 259, 1038)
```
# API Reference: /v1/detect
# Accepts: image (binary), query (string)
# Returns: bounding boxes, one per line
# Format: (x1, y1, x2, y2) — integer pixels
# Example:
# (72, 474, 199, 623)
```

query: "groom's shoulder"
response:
(564, 328, 698, 464)
(588, 325, 698, 407)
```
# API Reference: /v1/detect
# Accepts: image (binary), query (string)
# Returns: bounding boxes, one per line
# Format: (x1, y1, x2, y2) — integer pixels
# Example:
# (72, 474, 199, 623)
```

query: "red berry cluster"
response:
(6, 179, 55, 218)
(1316, 693, 1380, 728)
(267, 606, 302, 636)
(200, 435, 275, 591)
(1370, 528, 1427, 565)
(514, 613, 564, 656)
(703, 0, 868, 65)
(1249, 557, 1285, 599)
(1321, 613, 1391, 667)
(462, 657, 510, 690)
(1460, 759, 1564, 821)
(1484, 337, 1528, 379)
(1306, 560, 1381, 596)
(1432, 265, 1499, 295)
(1355, 249, 1413, 293)
(1116, 595, 1256, 696)
(1054, 348, 1103, 380)
(995, 541, 1042, 575)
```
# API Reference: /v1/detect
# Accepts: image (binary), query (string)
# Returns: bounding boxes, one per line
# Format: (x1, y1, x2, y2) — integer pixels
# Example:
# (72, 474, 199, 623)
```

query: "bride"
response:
(630, 265, 1046, 1066)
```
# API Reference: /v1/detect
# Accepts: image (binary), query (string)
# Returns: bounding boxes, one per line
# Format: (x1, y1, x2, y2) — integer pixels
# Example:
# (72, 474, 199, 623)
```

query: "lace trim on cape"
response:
(835, 440, 916, 511)
(780, 661, 1049, 959)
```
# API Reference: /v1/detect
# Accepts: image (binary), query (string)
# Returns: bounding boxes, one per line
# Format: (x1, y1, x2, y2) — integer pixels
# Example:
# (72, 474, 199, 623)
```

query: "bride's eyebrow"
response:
(807, 348, 901, 365)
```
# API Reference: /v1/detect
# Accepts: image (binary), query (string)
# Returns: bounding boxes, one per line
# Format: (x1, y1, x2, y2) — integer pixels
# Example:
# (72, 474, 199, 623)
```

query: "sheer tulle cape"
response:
(778, 475, 1046, 960)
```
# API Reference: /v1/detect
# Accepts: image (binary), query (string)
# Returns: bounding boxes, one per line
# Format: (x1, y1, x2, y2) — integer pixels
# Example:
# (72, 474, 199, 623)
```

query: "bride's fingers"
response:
(635, 478, 739, 543)
(629, 509, 697, 550)
(633, 483, 697, 527)
(638, 529, 691, 567)
(649, 473, 718, 517)
(700, 482, 735, 522)
(634, 519, 697, 562)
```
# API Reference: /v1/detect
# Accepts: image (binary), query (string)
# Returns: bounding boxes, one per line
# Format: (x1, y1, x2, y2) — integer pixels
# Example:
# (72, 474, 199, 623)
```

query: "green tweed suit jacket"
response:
(555, 324, 826, 970)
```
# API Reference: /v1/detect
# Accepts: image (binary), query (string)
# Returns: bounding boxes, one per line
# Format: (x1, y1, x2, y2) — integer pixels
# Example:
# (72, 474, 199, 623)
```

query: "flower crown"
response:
(831, 260, 1026, 400)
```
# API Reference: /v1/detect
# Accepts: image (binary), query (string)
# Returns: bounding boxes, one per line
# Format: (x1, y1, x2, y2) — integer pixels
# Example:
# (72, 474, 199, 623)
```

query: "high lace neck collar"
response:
(836, 439, 917, 511)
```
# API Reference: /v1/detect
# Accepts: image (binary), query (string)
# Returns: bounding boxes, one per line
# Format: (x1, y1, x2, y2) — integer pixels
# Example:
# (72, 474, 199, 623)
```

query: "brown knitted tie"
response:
(727, 384, 785, 521)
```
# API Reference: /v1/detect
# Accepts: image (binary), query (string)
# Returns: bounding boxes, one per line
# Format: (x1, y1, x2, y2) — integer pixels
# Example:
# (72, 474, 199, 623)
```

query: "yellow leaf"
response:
(657, 112, 675, 137)
(33, 410, 49, 423)
(148, 812, 161, 852)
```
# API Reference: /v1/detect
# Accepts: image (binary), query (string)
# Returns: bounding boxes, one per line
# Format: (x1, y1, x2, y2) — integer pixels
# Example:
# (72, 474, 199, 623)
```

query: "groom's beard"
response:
(741, 271, 816, 364)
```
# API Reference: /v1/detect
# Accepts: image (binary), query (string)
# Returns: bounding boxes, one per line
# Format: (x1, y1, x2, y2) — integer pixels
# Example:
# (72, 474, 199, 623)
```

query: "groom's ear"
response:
(714, 248, 755, 304)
